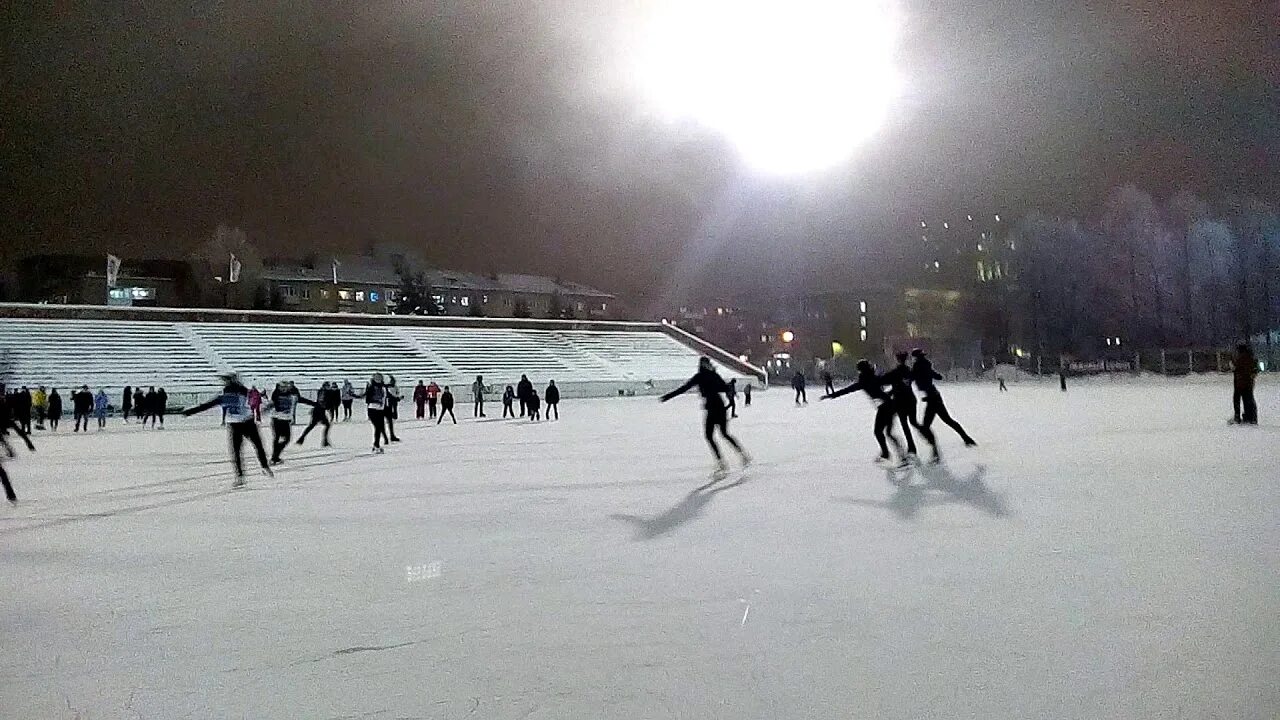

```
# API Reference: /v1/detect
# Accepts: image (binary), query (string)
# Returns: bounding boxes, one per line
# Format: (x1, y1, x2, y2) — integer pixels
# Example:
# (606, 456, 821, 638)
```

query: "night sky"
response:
(5, 1, 1277, 308)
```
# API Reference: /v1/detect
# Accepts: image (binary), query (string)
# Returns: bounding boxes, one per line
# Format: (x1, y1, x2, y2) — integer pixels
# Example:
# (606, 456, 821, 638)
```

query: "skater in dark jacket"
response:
(296, 382, 333, 447)
(72, 385, 94, 432)
(1233, 344, 1259, 424)
(0, 389, 33, 504)
(821, 369, 835, 395)
(155, 388, 167, 427)
(143, 387, 159, 428)
(364, 373, 390, 451)
(437, 386, 457, 424)
(726, 378, 739, 418)
(910, 349, 976, 448)
(823, 359, 909, 466)
(545, 380, 560, 420)
(413, 380, 428, 419)
(882, 352, 927, 460)
(269, 381, 315, 463)
(791, 371, 807, 405)
(184, 373, 272, 485)
(94, 389, 109, 429)
(13, 387, 32, 435)
(743, 383, 752, 407)
(502, 386, 516, 418)
(517, 374, 533, 416)
(385, 376, 402, 442)
(341, 380, 355, 420)
(47, 389, 63, 431)
(133, 387, 147, 426)
(527, 389, 541, 421)
(661, 357, 751, 473)
(472, 375, 486, 417)
(121, 385, 133, 422)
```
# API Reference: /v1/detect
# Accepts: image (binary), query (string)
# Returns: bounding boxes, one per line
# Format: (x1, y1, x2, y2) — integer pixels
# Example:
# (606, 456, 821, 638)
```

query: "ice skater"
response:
(661, 356, 751, 475)
(94, 388, 109, 429)
(414, 380, 428, 419)
(133, 387, 146, 426)
(517, 374, 533, 417)
(910, 349, 976, 448)
(527, 389, 541, 421)
(726, 378, 738, 418)
(269, 381, 314, 464)
(792, 371, 807, 405)
(385, 375, 402, 442)
(437, 385, 457, 424)
(822, 359, 909, 467)
(47, 388, 62, 431)
(364, 373, 390, 452)
(472, 375, 486, 417)
(122, 385, 133, 422)
(502, 385, 516, 418)
(883, 351, 927, 461)
(426, 380, 440, 418)
(0, 387, 34, 504)
(296, 382, 332, 447)
(743, 382, 752, 407)
(998, 377, 1008, 392)
(545, 380, 560, 420)
(821, 369, 835, 395)
(1232, 344, 1258, 424)
(72, 385, 93, 432)
(341, 379, 355, 420)
(182, 373, 272, 485)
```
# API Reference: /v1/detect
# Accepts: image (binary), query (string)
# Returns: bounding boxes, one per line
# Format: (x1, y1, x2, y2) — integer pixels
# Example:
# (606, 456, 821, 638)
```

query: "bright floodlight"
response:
(637, 0, 904, 175)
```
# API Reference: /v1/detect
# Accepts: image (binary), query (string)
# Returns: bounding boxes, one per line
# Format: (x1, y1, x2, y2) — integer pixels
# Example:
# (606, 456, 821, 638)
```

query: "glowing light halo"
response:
(636, 0, 904, 175)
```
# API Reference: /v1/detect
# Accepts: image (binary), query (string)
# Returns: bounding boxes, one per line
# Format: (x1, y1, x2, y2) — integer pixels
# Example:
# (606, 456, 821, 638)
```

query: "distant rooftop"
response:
(263, 257, 612, 299)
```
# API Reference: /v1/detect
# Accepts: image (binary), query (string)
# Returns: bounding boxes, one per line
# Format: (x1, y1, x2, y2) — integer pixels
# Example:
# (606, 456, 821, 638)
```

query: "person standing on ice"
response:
(437, 385, 457, 424)
(471, 375, 486, 417)
(426, 380, 440, 419)
(183, 372, 272, 485)
(910, 349, 977, 449)
(47, 388, 62, 431)
(661, 356, 751, 474)
(544, 380, 560, 420)
(364, 373, 390, 452)
(341, 379, 355, 420)
(527, 388, 542, 421)
(413, 380, 428, 419)
(268, 380, 315, 464)
(121, 385, 133, 422)
(155, 388, 167, 427)
(725, 378, 739, 418)
(133, 387, 147, 426)
(384, 375, 402, 442)
(296, 382, 333, 448)
(32, 386, 47, 430)
(1232, 344, 1259, 424)
(821, 369, 835, 396)
(502, 385, 516, 418)
(516, 374, 533, 416)
(94, 388, 109, 429)
(13, 387, 32, 435)
(71, 385, 93, 433)
(247, 385, 262, 423)
(822, 359, 909, 467)
(791, 371, 807, 405)
(883, 351, 927, 461)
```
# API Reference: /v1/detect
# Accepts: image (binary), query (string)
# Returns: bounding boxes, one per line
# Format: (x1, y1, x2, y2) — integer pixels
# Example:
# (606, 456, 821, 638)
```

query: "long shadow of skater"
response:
(837, 464, 1007, 521)
(611, 474, 748, 541)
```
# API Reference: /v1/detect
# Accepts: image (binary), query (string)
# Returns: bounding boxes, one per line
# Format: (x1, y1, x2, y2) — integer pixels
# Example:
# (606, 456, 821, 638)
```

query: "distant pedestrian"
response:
(998, 377, 1008, 392)
(1232, 344, 1259, 424)
(821, 370, 834, 395)
(1059, 370, 1067, 392)
(545, 380, 560, 420)
(155, 388, 167, 427)
(341, 380, 355, 420)
(743, 383, 752, 406)
(13, 386, 31, 435)
(385, 375, 402, 443)
(472, 375, 486, 417)
(32, 386, 47, 430)
(426, 381, 440, 418)
(47, 388, 63, 431)
(414, 380, 428, 419)
(133, 387, 147, 426)
(94, 389, 109, 429)
(72, 385, 93, 432)
(517, 374, 533, 417)
(437, 386, 457, 424)
(122, 385, 133, 422)
(726, 378, 738, 418)
(144, 386, 159, 428)
(791, 371, 807, 405)
(296, 383, 333, 448)
(503, 385, 516, 418)
(364, 373, 390, 452)
(527, 389, 541, 421)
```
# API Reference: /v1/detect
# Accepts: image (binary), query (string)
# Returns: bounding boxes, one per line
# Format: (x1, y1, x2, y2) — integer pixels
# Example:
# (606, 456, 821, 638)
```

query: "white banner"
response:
(332, 258, 340, 284)
(229, 253, 242, 283)
(106, 254, 122, 288)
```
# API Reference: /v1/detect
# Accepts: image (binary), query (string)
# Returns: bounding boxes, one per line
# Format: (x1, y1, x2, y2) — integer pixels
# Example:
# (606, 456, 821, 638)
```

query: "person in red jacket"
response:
(413, 380, 429, 419)
(425, 381, 441, 419)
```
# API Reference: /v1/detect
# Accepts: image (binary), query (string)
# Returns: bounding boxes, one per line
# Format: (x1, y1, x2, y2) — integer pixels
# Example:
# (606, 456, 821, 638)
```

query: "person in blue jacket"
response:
(93, 389, 110, 430)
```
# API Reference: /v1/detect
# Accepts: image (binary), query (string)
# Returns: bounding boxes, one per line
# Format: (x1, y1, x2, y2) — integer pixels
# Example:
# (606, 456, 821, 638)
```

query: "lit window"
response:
(450, 296, 458, 305)
(432, 294, 444, 305)
(576, 302, 585, 312)
(601, 303, 607, 312)
(920, 220, 926, 228)
(922, 235, 928, 242)
(859, 301, 867, 313)
(717, 307, 724, 315)
(300, 287, 311, 299)
(943, 222, 949, 229)
(279, 285, 294, 297)
(338, 289, 352, 301)
(355, 291, 365, 301)
(460, 296, 469, 306)
(860, 315, 867, 328)
(760, 334, 767, 343)
(967, 215, 973, 221)
(995, 214, 1001, 222)
(482, 294, 489, 304)
(977, 243, 983, 251)
(321, 289, 330, 298)
(860, 329, 867, 342)
(933, 260, 941, 270)
(369, 291, 380, 303)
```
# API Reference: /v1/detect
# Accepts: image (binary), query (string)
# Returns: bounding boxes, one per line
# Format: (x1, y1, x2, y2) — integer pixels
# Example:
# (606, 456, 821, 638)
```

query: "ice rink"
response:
(3, 380, 1278, 719)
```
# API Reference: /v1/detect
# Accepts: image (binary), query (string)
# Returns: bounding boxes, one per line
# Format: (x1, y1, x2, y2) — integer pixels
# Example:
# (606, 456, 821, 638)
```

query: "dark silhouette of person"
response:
(911, 348, 976, 447)
(502, 386, 516, 418)
(71, 385, 93, 432)
(791, 371, 807, 404)
(297, 382, 333, 447)
(661, 357, 751, 473)
(183, 373, 272, 485)
(325, 382, 341, 421)
(47, 388, 62, 431)
(1233, 344, 1259, 424)
(269, 381, 315, 464)
(121, 385, 133, 422)
(472, 375, 486, 417)
(143, 387, 160, 428)
(726, 378, 738, 418)
(155, 388, 167, 427)
(998, 377, 1008, 392)
(743, 383, 752, 406)
(527, 389, 541, 421)
(437, 386, 457, 424)
(882, 352, 927, 459)
(414, 380, 428, 419)
(133, 387, 146, 426)
(13, 387, 32, 435)
(426, 381, 440, 418)
(364, 373, 390, 452)
(545, 380, 560, 420)
(823, 359, 908, 466)
(517, 374, 533, 417)
(384, 375, 401, 442)
(821, 369, 835, 395)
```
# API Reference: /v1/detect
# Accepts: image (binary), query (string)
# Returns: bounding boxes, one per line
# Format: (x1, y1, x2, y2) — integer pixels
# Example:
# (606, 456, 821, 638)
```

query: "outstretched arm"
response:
(183, 395, 222, 416)
(824, 380, 864, 400)
(660, 376, 697, 402)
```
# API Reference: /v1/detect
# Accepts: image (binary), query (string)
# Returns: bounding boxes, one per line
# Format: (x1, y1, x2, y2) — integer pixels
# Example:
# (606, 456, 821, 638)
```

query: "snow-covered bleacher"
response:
(0, 307, 761, 400)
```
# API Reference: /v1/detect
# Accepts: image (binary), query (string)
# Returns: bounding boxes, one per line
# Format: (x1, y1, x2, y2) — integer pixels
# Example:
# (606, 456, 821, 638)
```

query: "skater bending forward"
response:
(661, 357, 751, 473)
(822, 359, 909, 466)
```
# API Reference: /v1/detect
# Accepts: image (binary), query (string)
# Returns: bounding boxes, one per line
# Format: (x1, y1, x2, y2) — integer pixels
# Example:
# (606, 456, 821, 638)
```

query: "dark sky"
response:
(4, 1, 1277, 308)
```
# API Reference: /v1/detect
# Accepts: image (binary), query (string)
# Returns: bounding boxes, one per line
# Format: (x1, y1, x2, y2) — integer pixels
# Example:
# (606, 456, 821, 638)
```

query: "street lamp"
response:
(781, 330, 795, 344)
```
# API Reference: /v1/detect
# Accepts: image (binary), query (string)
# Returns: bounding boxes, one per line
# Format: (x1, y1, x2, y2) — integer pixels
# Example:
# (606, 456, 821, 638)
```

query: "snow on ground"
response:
(2, 382, 1278, 719)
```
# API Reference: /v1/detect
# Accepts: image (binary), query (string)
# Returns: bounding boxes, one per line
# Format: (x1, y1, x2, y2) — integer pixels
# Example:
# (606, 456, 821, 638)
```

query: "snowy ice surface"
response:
(2, 382, 1278, 719)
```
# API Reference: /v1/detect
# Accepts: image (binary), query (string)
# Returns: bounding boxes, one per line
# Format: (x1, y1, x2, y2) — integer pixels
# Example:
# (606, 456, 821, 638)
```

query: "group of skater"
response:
(5, 384, 119, 433)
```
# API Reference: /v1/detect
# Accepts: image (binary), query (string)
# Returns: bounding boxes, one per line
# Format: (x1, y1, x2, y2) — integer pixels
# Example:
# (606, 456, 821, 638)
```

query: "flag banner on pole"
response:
(229, 253, 242, 283)
(106, 254, 122, 288)
(332, 258, 339, 284)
